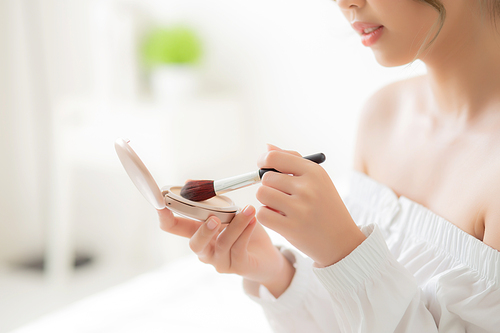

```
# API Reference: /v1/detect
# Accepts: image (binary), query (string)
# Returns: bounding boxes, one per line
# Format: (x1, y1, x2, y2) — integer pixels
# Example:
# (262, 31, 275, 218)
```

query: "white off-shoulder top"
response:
(244, 171, 500, 333)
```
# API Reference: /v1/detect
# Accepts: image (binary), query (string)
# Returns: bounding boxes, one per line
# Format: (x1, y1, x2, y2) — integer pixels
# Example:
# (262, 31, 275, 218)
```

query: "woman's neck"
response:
(422, 21, 500, 127)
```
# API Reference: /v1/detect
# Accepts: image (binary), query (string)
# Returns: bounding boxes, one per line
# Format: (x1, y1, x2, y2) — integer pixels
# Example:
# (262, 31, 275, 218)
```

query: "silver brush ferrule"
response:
(213, 170, 261, 194)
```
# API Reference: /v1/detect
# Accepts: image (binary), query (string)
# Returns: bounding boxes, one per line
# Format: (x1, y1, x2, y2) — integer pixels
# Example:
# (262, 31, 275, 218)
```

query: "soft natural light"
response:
(0, 0, 425, 332)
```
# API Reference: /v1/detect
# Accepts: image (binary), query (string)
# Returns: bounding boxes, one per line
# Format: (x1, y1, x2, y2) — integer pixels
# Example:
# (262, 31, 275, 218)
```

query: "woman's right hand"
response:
(157, 205, 295, 298)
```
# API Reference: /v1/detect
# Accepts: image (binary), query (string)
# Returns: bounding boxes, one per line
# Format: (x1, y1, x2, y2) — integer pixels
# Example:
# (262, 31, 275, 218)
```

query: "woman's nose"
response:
(336, 0, 366, 10)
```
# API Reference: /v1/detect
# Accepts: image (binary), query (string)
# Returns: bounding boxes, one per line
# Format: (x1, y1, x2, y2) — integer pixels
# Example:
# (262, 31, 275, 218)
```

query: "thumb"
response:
(258, 144, 283, 168)
(267, 144, 302, 158)
(266, 143, 283, 152)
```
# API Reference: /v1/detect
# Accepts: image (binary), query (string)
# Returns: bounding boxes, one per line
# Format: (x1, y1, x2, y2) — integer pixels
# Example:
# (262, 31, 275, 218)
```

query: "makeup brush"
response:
(180, 153, 326, 202)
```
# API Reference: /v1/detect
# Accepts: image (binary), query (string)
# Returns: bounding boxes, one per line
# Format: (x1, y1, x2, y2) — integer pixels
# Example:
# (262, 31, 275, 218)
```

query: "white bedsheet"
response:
(11, 255, 273, 333)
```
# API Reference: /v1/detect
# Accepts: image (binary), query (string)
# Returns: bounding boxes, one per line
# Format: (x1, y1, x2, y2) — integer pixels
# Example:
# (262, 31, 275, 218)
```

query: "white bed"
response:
(10, 255, 273, 333)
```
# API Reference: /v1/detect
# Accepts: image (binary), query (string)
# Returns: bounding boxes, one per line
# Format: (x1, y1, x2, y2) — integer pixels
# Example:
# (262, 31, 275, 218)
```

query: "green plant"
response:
(141, 26, 202, 67)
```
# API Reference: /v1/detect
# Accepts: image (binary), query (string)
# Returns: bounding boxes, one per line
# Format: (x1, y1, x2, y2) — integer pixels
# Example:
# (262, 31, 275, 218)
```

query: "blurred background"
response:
(0, 0, 426, 331)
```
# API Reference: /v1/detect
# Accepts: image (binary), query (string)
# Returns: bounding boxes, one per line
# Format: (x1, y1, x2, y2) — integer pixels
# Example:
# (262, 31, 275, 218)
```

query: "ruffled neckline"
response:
(349, 170, 500, 284)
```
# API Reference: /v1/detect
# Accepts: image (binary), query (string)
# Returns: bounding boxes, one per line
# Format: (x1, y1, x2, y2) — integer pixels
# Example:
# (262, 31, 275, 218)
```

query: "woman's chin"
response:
(372, 50, 415, 68)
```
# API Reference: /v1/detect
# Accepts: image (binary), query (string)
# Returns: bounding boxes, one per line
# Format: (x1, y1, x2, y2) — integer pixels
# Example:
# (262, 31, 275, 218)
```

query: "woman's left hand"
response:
(256, 145, 366, 267)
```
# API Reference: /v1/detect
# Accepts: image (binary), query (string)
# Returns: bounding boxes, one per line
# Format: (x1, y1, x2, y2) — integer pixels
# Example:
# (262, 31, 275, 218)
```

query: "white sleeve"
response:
(313, 223, 438, 333)
(243, 247, 341, 333)
(246, 222, 500, 332)
(245, 223, 439, 333)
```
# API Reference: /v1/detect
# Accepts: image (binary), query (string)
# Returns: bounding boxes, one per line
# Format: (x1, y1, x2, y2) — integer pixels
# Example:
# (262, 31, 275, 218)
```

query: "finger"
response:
(157, 208, 201, 238)
(256, 206, 288, 234)
(261, 171, 296, 195)
(256, 184, 293, 216)
(258, 150, 309, 176)
(189, 216, 221, 256)
(230, 217, 257, 262)
(215, 205, 256, 254)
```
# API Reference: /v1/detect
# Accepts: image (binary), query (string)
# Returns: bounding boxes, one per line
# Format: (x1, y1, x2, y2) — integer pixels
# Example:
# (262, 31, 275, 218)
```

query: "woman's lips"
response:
(351, 22, 385, 47)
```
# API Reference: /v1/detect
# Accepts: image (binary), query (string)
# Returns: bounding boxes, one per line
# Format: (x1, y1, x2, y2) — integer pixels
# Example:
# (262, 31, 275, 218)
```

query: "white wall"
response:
(0, 0, 426, 274)
(135, 0, 426, 174)
(0, 0, 48, 262)
(0, 1, 428, 330)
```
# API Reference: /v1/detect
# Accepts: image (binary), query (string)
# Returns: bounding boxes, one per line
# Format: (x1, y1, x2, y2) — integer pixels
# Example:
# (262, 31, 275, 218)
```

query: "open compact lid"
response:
(114, 138, 166, 210)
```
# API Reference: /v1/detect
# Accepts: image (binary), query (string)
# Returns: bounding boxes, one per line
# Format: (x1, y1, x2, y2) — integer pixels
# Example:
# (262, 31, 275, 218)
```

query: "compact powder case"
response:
(115, 138, 239, 223)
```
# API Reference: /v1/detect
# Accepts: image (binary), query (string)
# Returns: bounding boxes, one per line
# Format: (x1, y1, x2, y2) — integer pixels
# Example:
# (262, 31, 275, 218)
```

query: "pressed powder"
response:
(169, 187, 233, 209)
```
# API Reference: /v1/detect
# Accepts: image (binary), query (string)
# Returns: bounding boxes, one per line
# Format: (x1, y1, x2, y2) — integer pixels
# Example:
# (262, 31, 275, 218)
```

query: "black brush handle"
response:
(258, 153, 326, 178)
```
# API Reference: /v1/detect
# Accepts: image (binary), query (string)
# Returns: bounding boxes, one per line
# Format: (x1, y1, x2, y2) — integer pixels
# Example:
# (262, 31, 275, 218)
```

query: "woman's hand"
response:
(256, 145, 366, 267)
(157, 205, 295, 298)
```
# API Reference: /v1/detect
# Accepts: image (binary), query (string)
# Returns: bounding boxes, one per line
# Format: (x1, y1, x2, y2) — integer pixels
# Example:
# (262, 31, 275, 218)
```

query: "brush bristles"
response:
(180, 180, 216, 202)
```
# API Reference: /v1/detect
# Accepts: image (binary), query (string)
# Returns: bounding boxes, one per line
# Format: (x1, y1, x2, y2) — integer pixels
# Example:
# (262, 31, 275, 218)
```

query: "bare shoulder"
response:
(353, 76, 426, 174)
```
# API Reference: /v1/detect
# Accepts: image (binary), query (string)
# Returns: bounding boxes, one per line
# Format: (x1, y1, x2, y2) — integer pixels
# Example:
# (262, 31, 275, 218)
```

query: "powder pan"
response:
(115, 138, 239, 224)
(161, 186, 238, 223)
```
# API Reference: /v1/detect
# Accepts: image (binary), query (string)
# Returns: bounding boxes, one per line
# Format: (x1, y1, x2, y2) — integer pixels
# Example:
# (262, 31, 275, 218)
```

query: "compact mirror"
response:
(114, 138, 166, 209)
(115, 138, 239, 223)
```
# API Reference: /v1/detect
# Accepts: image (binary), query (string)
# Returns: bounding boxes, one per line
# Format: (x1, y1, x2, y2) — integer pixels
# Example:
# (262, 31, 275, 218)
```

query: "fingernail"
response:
(242, 205, 255, 216)
(207, 218, 218, 230)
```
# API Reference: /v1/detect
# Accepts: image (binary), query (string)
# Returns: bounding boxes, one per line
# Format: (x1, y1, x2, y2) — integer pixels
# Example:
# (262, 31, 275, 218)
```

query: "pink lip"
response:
(351, 22, 384, 47)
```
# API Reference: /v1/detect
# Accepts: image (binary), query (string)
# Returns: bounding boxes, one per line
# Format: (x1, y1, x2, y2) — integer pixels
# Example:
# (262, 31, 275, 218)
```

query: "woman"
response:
(158, 0, 500, 331)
